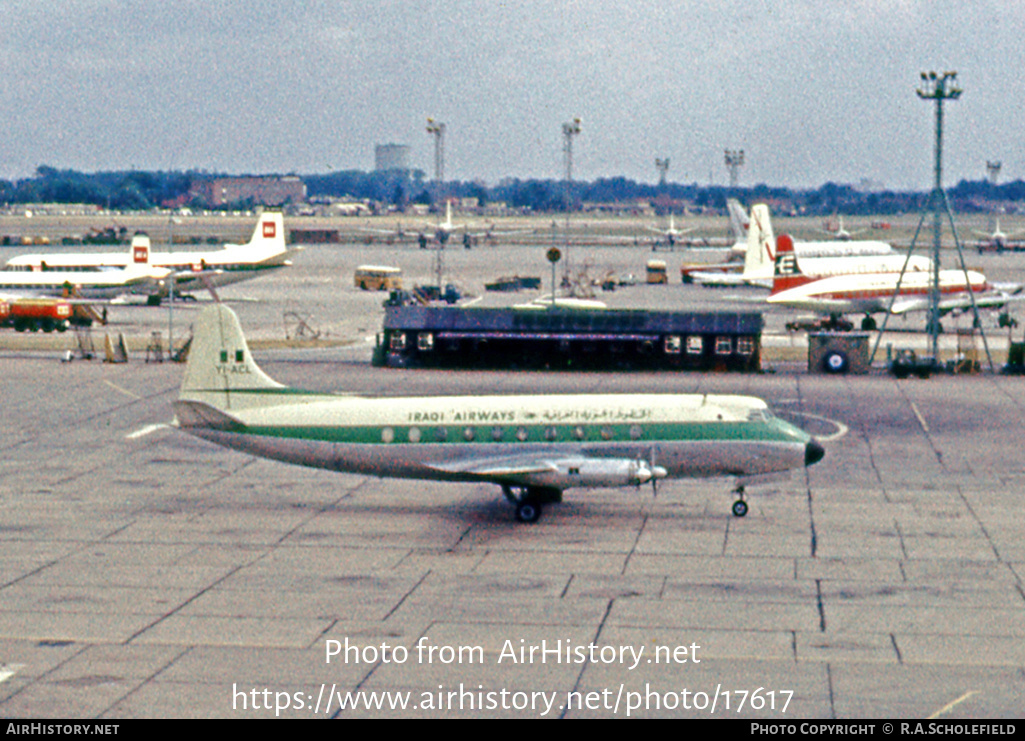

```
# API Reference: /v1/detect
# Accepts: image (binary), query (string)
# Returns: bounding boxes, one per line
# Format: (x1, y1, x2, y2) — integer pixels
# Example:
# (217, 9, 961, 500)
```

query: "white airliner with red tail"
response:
(6, 212, 295, 302)
(688, 204, 924, 288)
(764, 234, 1016, 325)
(0, 233, 170, 300)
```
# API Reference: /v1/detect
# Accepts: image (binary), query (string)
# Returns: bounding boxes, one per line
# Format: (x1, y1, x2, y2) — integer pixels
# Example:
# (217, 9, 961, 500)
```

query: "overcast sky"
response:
(1, 0, 1022, 189)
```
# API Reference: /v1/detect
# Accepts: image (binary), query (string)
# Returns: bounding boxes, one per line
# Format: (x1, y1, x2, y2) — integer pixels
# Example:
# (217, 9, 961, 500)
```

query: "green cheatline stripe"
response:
(239, 421, 797, 445)
(192, 387, 325, 396)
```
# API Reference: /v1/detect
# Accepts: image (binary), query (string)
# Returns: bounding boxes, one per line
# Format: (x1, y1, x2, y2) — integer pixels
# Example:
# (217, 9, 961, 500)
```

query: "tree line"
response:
(1, 166, 1021, 215)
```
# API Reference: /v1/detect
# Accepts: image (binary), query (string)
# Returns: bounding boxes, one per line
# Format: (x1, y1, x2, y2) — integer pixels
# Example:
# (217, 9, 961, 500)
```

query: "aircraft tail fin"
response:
(123, 233, 171, 283)
(726, 199, 749, 243)
(178, 304, 284, 411)
(228, 211, 286, 254)
(769, 234, 808, 295)
(129, 233, 152, 267)
(742, 204, 775, 280)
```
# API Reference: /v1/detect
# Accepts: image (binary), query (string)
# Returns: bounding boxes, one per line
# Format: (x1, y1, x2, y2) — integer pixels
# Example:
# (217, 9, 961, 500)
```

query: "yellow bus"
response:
(354, 265, 403, 291)
(646, 259, 668, 284)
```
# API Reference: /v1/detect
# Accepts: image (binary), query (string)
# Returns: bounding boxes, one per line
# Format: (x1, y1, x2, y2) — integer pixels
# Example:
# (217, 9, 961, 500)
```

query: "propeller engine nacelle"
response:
(522, 458, 668, 490)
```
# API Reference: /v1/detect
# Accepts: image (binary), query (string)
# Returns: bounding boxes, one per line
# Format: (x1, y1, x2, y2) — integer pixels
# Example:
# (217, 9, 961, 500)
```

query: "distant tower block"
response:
(724, 149, 745, 187)
(987, 160, 1002, 186)
(655, 158, 670, 186)
(375, 144, 410, 172)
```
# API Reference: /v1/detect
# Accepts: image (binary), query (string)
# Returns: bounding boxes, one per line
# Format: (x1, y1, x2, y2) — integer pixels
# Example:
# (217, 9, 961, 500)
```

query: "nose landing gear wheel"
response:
(731, 484, 748, 517)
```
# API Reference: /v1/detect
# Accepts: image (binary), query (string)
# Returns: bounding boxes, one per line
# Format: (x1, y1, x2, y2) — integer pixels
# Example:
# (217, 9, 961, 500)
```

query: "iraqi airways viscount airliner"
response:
(173, 306, 825, 522)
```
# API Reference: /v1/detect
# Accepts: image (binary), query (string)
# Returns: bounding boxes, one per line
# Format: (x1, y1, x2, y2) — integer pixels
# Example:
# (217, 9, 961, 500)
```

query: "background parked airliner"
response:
(6, 212, 295, 302)
(690, 204, 925, 288)
(0, 233, 170, 300)
(764, 234, 1018, 327)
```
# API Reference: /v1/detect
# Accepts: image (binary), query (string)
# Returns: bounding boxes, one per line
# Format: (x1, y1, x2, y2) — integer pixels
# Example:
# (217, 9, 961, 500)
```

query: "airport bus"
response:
(646, 259, 668, 284)
(354, 265, 403, 291)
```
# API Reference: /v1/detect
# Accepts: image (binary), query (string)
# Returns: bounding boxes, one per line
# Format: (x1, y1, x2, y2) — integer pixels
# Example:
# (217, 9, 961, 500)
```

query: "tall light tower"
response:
(917, 71, 961, 354)
(655, 157, 670, 187)
(426, 118, 445, 199)
(562, 117, 582, 212)
(986, 160, 1002, 234)
(873, 70, 991, 371)
(986, 160, 1002, 186)
(560, 118, 582, 283)
(724, 149, 745, 187)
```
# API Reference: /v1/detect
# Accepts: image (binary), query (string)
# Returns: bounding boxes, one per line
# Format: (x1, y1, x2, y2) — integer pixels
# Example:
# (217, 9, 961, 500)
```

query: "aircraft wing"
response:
(425, 452, 666, 489)
(935, 292, 1025, 314)
(885, 289, 1025, 316)
(423, 455, 557, 478)
(886, 297, 930, 314)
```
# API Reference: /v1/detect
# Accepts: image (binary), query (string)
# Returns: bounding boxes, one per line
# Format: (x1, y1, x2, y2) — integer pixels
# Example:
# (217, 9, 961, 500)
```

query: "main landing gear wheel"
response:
(502, 485, 560, 523)
(731, 485, 748, 518)
(515, 500, 542, 523)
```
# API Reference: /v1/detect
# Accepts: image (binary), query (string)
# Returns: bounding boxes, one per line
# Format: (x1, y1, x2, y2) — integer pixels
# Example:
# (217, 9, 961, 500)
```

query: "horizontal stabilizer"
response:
(173, 400, 245, 431)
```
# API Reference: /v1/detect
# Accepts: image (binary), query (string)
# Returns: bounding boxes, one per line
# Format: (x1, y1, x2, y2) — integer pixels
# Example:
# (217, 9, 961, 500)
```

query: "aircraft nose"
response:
(805, 439, 826, 467)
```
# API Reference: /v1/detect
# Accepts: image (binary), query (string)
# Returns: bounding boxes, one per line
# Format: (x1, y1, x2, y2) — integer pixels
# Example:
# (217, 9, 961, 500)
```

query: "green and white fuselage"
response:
(174, 306, 824, 521)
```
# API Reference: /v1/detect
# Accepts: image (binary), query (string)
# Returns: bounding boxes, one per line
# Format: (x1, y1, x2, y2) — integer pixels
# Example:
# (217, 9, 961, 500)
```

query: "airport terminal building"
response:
(377, 304, 763, 372)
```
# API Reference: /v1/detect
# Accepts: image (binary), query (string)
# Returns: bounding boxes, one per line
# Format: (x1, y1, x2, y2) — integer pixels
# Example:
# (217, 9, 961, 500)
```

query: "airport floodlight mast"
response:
(987, 160, 1002, 186)
(426, 118, 445, 200)
(562, 117, 582, 276)
(724, 149, 744, 187)
(986, 161, 1002, 233)
(655, 158, 670, 187)
(562, 117, 582, 207)
(870, 71, 993, 371)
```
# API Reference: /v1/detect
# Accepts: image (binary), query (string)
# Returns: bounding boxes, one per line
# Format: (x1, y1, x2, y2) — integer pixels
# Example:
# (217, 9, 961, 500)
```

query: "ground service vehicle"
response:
(0, 298, 72, 332)
(355, 265, 403, 291)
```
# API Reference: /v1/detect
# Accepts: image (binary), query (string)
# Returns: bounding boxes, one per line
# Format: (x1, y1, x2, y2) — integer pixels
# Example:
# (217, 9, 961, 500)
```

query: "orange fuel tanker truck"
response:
(0, 298, 73, 332)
